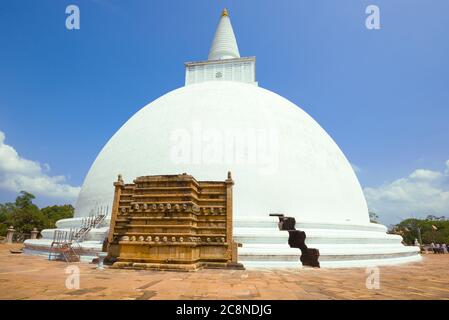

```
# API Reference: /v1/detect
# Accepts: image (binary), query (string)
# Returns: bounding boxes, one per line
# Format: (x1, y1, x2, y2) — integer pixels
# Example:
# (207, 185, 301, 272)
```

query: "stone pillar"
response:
(30, 228, 39, 240)
(107, 174, 124, 245)
(225, 171, 235, 262)
(6, 226, 15, 244)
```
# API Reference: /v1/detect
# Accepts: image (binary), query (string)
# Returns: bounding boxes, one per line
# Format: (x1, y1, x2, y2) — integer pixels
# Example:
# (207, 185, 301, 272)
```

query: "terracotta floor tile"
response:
(1, 244, 449, 300)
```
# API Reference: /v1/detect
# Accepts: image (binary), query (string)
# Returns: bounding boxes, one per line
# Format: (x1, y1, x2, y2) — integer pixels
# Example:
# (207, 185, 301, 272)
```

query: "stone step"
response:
(239, 243, 420, 257)
(234, 219, 387, 232)
(240, 254, 422, 269)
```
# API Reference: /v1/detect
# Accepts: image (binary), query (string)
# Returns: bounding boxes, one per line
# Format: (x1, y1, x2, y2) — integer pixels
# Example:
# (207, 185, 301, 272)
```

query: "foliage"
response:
(40, 204, 75, 223)
(0, 191, 74, 237)
(392, 217, 449, 245)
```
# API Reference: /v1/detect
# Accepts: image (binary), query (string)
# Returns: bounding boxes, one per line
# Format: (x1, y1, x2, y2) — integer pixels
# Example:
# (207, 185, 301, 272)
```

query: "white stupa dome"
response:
(75, 81, 369, 226)
(24, 9, 420, 268)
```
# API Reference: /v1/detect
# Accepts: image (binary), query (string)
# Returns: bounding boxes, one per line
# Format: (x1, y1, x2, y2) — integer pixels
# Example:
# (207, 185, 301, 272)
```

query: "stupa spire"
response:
(208, 8, 240, 61)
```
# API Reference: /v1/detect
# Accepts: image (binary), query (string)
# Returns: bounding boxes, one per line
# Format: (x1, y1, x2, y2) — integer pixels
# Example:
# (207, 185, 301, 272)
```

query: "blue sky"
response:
(0, 0, 448, 225)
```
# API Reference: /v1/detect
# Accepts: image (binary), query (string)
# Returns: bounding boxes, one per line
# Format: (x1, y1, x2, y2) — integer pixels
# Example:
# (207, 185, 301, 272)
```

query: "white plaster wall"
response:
(75, 81, 369, 225)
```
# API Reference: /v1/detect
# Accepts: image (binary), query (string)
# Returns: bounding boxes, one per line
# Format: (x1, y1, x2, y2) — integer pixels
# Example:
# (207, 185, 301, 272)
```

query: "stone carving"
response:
(107, 173, 244, 271)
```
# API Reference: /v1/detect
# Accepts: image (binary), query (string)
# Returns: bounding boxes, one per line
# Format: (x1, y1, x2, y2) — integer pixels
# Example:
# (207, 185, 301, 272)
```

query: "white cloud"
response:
(364, 161, 449, 224)
(409, 169, 442, 180)
(0, 130, 80, 201)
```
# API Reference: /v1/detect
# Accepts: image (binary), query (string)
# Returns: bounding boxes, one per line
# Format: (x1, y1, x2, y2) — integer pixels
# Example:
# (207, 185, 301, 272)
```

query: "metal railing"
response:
(48, 205, 108, 262)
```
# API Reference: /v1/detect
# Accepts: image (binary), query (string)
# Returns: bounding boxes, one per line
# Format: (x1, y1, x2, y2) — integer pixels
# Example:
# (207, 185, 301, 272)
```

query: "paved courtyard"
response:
(0, 244, 448, 300)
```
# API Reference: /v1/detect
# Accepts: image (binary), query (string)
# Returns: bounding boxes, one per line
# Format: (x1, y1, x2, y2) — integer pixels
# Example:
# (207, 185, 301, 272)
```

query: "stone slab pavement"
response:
(0, 244, 448, 300)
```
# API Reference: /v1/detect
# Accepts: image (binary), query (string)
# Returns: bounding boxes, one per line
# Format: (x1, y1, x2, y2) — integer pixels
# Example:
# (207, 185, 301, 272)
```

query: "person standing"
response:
(442, 243, 448, 254)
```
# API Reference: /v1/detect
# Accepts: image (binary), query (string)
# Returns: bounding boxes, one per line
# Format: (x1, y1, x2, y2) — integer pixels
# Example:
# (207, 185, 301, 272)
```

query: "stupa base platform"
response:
(234, 218, 422, 268)
(111, 261, 245, 272)
(23, 217, 421, 268)
(23, 217, 110, 262)
(23, 239, 105, 263)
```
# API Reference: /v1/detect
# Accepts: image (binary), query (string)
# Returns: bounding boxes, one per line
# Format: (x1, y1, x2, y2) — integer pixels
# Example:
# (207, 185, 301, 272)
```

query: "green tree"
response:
(41, 204, 74, 228)
(8, 191, 49, 235)
(394, 217, 449, 245)
(0, 204, 10, 236)
(369, 211, 380, 223)
(395, 218, 422, 244)
(0, 191, 75, 237)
